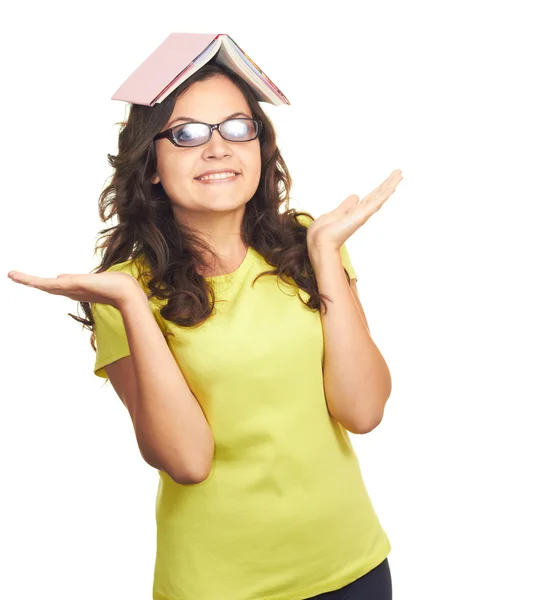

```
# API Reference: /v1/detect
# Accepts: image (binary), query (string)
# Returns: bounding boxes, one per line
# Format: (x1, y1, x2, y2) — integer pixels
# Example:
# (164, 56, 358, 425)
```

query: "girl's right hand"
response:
(6, 269, 145, 311)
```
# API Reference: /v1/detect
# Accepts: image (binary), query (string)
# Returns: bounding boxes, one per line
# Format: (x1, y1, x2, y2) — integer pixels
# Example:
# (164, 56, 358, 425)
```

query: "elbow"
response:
(347, 408, 385, 435)
(332, 402, 385, 435)
(183, 460, 213, 485)
(141, 448, 214, 486)
(142, 423, 215, 485)
(355, 414, 383, 434)
(351, 391, 390, 434)
(166, 458, 212, 485)
(171, 467, 210, 485)
(171, 442, 215, 485)
(336, 413, 380, 435)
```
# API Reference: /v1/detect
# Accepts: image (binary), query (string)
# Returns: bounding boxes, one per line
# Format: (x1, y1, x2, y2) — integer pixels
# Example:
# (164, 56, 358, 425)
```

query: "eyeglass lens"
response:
(172, 118, 258, 147)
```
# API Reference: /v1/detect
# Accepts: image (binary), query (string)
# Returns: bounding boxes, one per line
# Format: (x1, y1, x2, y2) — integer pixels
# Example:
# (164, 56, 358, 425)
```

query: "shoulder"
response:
(101, 256, 156, 301)
(103, 258, 141, 277)
(294, 212, 315, 228)
(99, 256, 168, 324)
(102, 256, 152, 287)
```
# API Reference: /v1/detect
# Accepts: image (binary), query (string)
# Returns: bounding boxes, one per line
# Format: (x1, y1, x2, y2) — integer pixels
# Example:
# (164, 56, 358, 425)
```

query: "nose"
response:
(204, 126, 232, 156)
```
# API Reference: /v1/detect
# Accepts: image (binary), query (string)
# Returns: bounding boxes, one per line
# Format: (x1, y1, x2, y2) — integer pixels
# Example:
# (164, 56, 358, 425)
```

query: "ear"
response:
(151, 173, 160, 185)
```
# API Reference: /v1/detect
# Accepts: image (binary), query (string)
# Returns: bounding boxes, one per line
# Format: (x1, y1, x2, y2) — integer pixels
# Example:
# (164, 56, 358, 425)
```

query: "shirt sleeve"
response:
(91, 301, 131, 379)
(91, 259, 168, 380)
(91, 297, 169, 380)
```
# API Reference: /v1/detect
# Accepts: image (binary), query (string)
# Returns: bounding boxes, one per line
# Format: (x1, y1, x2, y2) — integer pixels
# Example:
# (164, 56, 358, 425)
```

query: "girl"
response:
(8, 57, 400, 600)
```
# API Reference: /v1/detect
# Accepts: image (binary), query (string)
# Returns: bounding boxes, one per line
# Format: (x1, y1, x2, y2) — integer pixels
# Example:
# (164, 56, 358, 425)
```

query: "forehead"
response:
(173, 75, 251, 121)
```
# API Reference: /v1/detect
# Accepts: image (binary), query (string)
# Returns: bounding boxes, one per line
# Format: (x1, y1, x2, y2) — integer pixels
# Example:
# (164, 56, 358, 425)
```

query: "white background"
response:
(2, 1, 540, 598)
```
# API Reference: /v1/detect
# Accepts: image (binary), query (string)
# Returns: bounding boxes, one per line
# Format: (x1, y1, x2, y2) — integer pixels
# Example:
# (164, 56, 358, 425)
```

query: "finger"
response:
(365, 180, 390, 202)
(373, 170, 403, 195)
(366, 172, 402, 206)
(367, 188, 395, 214)
(378, 175, 401, 197)
(9, 272, 67, 292)
(354, 186, 395, 220)
(7, 271, 38, 286)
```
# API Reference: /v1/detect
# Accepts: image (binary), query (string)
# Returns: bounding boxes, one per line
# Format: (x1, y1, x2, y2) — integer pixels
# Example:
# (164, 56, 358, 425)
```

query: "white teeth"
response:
(198, 172, 237, 181)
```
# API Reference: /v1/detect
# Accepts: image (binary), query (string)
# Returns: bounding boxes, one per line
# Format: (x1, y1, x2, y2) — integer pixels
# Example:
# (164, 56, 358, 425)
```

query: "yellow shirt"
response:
(91, 219, 391, 600)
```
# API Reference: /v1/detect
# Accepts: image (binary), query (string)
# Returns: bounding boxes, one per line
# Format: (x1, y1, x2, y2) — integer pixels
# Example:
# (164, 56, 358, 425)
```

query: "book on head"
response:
(111, 32, 290, 107)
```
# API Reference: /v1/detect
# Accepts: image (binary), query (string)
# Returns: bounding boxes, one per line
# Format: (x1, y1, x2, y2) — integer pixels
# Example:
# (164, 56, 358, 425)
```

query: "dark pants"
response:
(305, 558, 392, 600)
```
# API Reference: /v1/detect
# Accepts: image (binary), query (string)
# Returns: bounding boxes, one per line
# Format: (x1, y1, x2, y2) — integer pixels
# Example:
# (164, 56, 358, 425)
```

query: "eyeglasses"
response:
(153, 117, 263, 148)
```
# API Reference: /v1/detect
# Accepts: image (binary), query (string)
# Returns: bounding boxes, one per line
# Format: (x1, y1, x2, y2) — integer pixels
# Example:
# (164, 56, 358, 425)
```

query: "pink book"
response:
(111, 32, 290, 107)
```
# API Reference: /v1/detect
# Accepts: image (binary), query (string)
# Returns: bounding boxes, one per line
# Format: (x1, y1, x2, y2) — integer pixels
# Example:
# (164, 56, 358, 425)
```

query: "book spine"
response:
(227, 35, 290, 105)
(155, 35, 223, 104)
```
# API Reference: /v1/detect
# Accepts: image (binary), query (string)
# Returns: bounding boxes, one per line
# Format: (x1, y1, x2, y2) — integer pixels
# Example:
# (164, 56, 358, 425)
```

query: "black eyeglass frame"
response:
(153, 117, 263, 147)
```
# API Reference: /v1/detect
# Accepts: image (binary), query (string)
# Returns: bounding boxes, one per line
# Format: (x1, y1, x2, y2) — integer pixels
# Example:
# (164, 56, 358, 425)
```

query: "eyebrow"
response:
(166, 111, 252, 128)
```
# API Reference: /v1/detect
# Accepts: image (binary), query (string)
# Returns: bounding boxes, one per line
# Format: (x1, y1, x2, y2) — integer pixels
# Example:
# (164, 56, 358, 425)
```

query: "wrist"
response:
(308, 244, 341, 267)
(117, 279, 150, 313)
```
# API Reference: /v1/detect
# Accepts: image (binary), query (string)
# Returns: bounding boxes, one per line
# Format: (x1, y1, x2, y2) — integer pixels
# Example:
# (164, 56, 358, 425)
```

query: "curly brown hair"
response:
(70, 58, 352, 352)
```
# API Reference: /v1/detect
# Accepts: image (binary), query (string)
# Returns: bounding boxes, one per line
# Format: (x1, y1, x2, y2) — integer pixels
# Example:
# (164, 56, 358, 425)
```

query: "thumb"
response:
(336, 194, 360, 215)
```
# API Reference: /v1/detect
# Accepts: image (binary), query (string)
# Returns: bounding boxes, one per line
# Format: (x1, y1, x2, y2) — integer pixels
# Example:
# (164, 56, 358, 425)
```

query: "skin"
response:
(152, 74, 262, 275)
(306, 169, 404, 254)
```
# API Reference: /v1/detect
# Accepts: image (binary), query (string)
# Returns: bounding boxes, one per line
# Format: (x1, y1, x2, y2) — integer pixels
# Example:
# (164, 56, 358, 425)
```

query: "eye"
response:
(173, 123, 208, 145)
(222, 119, 258, 140)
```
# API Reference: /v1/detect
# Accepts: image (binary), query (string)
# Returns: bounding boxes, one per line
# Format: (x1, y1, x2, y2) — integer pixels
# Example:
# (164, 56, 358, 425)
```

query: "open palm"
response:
(6, 269, 142, 310)
(307, 169, 403, 251)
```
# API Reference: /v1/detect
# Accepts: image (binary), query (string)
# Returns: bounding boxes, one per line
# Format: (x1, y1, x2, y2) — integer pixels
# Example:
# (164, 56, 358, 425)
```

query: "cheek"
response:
(245, 151, 262, 183)
(243, 165, 261, 191)
(161, 158, 193, 189)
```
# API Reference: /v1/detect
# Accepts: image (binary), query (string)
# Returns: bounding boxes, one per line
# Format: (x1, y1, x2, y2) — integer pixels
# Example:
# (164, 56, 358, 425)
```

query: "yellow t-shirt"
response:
(91, 218, 391, 600)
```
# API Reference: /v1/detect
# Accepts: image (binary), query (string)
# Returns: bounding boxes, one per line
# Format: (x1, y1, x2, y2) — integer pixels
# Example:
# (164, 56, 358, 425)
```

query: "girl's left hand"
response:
(306, 169, 404, 252)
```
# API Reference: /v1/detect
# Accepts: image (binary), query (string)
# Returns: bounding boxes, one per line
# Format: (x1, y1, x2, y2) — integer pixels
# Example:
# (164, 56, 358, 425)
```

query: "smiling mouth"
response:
(195, 173, 241, 183)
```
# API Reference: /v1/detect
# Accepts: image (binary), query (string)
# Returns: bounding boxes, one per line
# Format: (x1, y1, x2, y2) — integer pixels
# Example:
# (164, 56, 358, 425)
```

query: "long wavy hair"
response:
(71, 58, 352, 351)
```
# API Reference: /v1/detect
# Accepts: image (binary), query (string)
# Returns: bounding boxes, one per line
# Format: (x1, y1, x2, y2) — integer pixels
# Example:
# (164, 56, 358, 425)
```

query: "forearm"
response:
(119, 288, 214, 482)
(310, 248, 392, 433)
